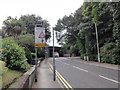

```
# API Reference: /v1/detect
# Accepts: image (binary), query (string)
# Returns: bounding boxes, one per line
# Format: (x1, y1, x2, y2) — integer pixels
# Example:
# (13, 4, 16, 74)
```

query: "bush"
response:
(16, 34, 45, 62)
(0, 61, 8, 75)
(16, 34, 34, 64)
(2, 38, 30, 71)
(100, 42, 120, 65)
(16, 34, 34, 52)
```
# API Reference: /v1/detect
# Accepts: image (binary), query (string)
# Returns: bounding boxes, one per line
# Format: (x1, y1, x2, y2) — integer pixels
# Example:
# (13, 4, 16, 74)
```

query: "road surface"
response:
(49, 57, 120, 88)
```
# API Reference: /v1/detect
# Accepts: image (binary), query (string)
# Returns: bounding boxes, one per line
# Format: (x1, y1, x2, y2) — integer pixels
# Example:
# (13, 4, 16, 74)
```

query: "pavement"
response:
(67, 57, 119, 70)
(32, 57, 119, 89)
(32, 59, 62, 88)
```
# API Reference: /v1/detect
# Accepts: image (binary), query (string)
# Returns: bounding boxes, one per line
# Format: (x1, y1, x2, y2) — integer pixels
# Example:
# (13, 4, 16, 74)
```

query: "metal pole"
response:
(35, 47, 38, 82)
(45, 47, 46, 64)
(95, 23, 100, 63)
(53, 28, 56, 81)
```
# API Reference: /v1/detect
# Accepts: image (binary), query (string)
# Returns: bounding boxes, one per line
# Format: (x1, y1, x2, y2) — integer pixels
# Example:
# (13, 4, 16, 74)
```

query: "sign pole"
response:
(35, 21, 46, 82)
(35, 47, 37, 82)
(53, 28, 56, 81)
(45, 46, 46, 64)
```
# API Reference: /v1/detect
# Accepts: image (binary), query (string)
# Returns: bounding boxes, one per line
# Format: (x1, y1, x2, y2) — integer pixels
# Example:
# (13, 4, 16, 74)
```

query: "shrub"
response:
(2, 38, 30, 71)
(16, 34, 34, 64)
(100, 42, 120, 65)
(16, 34, 34, 52)
(0, 61, 8, 75)
(16, 34, 45, 62)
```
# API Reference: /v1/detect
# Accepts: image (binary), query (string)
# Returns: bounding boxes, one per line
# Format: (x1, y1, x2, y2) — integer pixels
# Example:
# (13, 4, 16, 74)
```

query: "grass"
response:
(2, 69, 23, 88)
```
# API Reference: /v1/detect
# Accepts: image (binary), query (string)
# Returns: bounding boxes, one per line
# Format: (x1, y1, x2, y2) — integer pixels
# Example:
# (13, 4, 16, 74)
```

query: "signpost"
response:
(34, 23, 46, 82)
(35, 26, 46, 47)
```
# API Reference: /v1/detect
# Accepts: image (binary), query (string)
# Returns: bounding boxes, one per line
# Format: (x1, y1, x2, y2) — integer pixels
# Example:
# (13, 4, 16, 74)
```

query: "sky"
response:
(0, 0, 83, 46)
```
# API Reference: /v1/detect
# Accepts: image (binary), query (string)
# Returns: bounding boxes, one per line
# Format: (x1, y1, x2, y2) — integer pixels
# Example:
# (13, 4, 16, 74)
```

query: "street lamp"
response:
(95, 23, 100, 63)
(53, 27, 56, 81)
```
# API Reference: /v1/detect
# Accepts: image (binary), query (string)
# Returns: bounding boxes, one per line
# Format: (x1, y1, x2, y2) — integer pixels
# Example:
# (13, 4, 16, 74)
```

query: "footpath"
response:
(32, 60, 62, 88)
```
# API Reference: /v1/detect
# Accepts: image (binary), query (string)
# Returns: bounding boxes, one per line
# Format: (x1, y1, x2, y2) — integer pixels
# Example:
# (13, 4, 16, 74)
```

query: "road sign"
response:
(35, 27, 46, 47)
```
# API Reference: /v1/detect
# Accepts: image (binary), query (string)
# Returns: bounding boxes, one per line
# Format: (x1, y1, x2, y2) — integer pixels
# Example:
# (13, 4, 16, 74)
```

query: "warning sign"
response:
(35, 27, 46, 47)
(38, 32, 45, 38)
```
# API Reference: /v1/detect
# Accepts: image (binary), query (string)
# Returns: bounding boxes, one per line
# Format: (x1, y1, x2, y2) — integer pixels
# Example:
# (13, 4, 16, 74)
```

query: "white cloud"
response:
(0, 0, 83, 28)
(0, 0, 83, 46)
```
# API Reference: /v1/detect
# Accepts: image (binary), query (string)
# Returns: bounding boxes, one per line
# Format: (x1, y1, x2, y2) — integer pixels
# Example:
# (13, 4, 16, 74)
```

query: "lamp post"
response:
(53, 28, 56, 81)
(95, 23, 100, 63)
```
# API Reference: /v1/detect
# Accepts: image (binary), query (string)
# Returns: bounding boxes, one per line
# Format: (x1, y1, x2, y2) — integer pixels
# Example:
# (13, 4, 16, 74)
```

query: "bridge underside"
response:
(47, 46, 63, 57)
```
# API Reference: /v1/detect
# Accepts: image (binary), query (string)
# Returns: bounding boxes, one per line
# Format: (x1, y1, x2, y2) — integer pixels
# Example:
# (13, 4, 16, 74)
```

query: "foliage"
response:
(2, 14, 51, 40)
(16, 34, 45, 63)
(100, 43, 120, 64)
(16, 34, 34, 64)
(2, 38, 30, 70)
(0, 61, 8, 75)
(19, 14, 51, 40)
(2, 16, 27, 38)
(16, 34, 34, 51)
(54, 2, 120, 64)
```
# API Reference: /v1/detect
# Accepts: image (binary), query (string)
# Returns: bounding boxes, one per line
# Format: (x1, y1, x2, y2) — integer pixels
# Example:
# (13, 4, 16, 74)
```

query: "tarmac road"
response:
(49, 57, 120, 89)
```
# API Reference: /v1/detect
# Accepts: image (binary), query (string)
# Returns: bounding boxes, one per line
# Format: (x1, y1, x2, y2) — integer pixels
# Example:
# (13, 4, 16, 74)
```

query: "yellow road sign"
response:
(35, 43, 46, 47)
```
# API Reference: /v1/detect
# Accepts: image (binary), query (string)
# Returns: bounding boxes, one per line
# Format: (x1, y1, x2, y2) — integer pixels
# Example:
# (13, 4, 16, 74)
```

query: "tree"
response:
(2, 16, 26, 39)
(54, 2, 120, 64)
(19, 14, 51, 40)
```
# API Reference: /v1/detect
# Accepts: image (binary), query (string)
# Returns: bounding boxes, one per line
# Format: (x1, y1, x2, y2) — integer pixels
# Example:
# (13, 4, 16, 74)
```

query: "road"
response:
(48, 57, 120, 88)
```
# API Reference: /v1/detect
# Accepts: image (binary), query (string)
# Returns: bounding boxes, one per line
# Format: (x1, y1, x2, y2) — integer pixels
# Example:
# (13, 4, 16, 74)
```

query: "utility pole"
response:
(53, 28, 56, 81)
(95, 23, 100, 63)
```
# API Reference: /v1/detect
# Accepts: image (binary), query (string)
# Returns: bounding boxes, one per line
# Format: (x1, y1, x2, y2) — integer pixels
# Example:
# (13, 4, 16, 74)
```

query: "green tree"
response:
(19, 14, 51, 40)
(2, 16, 26, 39)
(54, 2, 120, 64)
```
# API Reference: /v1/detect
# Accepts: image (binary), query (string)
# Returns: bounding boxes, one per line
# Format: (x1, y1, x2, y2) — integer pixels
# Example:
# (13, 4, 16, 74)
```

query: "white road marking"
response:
(64, 63, 70, 66)
(99, 75, 120, 84)
(72, 66, 88, 72)
(63, 57, 68, 59)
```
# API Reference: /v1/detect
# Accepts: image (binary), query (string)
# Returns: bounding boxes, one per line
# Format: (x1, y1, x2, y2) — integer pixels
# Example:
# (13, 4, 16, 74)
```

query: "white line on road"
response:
(72, 66, 88, 72)
(99, 75, 120, 84)
(64, 63, 70, 66)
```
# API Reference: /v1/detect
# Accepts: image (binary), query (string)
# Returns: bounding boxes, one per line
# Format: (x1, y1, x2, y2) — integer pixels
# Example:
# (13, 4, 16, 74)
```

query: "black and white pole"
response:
(53, 28, 56, 81)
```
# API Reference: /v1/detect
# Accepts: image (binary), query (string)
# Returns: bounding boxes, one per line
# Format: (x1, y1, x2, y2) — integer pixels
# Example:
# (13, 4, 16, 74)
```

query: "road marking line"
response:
(56, 70, 73, 90)
(64, 63, 70, 66)
(49, 67, 64, 88)
(48, 63, 73, 90)
(99, 75, 120, 84)
(72, 66, 88, 72)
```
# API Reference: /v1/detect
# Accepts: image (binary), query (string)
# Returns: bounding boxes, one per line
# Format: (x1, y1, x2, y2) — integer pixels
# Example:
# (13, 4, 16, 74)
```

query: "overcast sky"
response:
(0, 0, 83, 46)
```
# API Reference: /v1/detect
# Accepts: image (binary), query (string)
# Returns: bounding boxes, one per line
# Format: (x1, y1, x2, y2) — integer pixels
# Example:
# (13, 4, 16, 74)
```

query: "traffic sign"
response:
(35, 27, 46, 47)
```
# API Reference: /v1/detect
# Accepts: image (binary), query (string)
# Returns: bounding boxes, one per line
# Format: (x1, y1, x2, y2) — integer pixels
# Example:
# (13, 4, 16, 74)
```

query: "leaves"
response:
(54, 2, 120, 64)
(2, 38, 30, 70)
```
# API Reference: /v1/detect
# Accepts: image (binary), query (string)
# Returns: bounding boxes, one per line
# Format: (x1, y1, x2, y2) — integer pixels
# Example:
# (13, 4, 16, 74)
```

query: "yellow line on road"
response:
(48, 62, 73, 90)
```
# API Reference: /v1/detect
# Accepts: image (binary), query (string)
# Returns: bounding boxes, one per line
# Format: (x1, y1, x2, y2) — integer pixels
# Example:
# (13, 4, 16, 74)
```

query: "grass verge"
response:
(2, 69, 23, 89)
